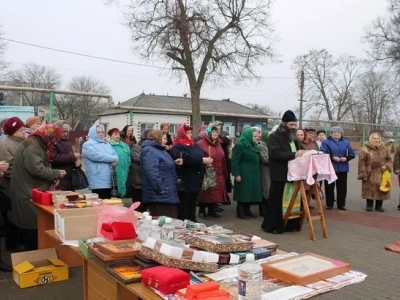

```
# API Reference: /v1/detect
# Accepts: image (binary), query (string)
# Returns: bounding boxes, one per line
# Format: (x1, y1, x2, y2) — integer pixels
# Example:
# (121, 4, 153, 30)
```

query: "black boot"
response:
(198, 205, 209, 219)
(375, 200, 384, 212)
(207, 204, 221, 218)
(236, 203, 250, 219)
(259, 200, 267, 217)
(244, 203, 257, 218)
(366, 199, 373, 212)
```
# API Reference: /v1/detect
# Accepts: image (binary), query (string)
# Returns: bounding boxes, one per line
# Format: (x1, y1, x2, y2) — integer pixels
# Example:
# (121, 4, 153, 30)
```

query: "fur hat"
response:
(25, 116, 41, 128)
(281, 110, 297, 123)
(3, 117, 25, 136)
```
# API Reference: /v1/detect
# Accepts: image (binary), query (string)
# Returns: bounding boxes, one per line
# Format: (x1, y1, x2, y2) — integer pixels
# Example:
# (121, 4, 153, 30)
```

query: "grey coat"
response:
(0, 135, 23, 192)
(258, 141, 271, 199)
(8, 137, 60, 229)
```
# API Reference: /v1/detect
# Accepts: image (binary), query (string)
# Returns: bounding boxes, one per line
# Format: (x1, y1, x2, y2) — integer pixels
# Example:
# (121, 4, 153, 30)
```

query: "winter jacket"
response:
(52, 138, 76, 191)
(320, 136, 355, 173)
(140, 139, 179, 204)
(0, 135, 24, 192)
(109, 140, 131, 197)
(267, 127, 299, 182)
(170, 143, 205, 193)
(197, 135, 228, 203)
(130, 143, 142, 190)
(8, 136, 60, 229)
(82, 126, 118, 190)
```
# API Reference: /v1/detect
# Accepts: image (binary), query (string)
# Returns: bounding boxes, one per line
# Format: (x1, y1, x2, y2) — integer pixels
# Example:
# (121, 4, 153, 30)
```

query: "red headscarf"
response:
(30, 124, 64, 166)
(173, 124, 194, 147)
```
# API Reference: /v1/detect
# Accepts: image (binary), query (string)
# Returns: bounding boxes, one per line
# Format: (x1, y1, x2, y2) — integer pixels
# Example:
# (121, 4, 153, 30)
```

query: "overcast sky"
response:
(1, 0, 388, 116)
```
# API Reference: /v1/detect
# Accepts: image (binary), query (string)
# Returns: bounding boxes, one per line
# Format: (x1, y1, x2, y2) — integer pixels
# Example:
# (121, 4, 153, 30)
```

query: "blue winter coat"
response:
(82, 126, 118, 190)
(141, 139, 179, 204)
(320, 136, 355, 173)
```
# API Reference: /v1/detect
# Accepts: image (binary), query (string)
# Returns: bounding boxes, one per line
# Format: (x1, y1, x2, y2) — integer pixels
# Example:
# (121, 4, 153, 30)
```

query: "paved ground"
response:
(1, 157, 400, 299)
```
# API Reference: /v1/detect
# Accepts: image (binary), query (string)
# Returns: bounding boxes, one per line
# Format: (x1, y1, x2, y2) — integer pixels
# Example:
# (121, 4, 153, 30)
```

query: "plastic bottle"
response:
(237, 254, 262, 300)
(150, 219, 162, 239)
(138, 215, 152, 241)
(161, 217, 175, 240)
(137, 212, 150, 233)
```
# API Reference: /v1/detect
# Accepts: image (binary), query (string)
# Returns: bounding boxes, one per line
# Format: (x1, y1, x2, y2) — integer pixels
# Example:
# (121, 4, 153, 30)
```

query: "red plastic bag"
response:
(95, 202, 140, 236)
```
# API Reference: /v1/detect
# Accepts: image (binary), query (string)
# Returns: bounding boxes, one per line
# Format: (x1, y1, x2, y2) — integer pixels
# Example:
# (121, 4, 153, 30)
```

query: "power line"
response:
(1, 37, 296, 80)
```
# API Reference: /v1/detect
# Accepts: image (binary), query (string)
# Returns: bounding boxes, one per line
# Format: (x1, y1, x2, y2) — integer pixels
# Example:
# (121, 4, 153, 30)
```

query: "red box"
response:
(32, 188, 53, 206)
(141, 266, 190, 295)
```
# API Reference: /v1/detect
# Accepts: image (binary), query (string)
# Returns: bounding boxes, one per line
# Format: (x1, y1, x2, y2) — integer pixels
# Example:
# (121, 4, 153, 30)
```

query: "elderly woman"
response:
(24, 116, 42, 138)
(141, 130, 182, 217)
(8, 125, 66, 250)
(108, 128, 131, 198)
(358, 133, 392, 212)
(197, 125, 228, 219)
(231, 128, 262, 219)
(320, 126, 355, 210)
(120, 125, 137, 148)
(82, 125, 118, 199)
(52, 121, 80, 191)
(171, 124, 211, 222)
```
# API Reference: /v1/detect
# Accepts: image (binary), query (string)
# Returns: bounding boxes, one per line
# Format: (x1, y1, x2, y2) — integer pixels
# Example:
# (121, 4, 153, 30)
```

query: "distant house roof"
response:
(100, 93, 268, 119)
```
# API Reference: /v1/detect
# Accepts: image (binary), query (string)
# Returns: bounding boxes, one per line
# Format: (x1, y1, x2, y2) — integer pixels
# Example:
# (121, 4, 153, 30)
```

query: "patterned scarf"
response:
(30, 124, 64, 166)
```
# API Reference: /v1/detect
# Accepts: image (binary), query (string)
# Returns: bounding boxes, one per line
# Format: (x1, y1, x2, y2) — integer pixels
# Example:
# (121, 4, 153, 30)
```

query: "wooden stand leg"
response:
(37, 209, 54, 249)
(313, 183, 328, 238)
(300, 182, 315, 241)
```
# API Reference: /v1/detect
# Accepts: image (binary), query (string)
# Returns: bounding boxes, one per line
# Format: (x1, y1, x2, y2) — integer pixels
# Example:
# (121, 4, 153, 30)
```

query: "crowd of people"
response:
(0, 112, 399, 272)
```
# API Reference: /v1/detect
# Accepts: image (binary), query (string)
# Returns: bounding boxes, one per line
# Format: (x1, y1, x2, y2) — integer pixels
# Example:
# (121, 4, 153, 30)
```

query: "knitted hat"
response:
(3, 117, 25, 136)
(107, 128, 120, 137)
(198, 125, 207, 133)
(0, 118, 9, 128)
(316, 130, 326, 136)
(281, 110, 297, 122)
(330, 126, 343, 134)
(25, 116, 41, 128)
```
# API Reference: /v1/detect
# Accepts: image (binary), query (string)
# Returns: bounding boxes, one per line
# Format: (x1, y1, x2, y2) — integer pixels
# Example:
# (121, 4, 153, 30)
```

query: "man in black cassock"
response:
(261, 110, 306, 234)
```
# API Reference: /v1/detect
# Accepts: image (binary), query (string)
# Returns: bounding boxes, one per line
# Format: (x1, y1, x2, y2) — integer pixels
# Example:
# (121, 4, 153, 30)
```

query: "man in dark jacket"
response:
(261, 110, 306, 234)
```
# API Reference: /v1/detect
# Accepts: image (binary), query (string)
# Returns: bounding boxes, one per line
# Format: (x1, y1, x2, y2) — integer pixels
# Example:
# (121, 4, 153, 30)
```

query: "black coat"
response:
(267, 128, 299, 182)
(170, 143, 205, 193)
(52, 139, 76, 191)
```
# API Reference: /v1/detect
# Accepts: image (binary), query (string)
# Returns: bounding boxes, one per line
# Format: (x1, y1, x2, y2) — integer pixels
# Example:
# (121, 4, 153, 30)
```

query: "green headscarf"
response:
(239, 128, 259, 152)
(205, 125, 218, 144)
(261, 130, 269, 143)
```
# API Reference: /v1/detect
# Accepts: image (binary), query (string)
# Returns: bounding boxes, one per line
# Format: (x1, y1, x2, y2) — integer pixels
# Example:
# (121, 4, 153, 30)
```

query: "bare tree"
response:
(293, 49, 365, 121)
(351, 70, 398, 129)
(55, 75, 110, 128)
(364, 0, 400, 74)
(0, 26, 7, 75)
(7, 62, 61, 112)
(123, 0, 278, 130)
(246, 103, 276, 116)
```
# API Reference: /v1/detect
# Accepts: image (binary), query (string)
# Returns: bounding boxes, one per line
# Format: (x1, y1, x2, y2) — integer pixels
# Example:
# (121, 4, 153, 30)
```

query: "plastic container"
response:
(139, 216, 153, 241)
(137, 212, 150, 232)
(161, 217, 175, 240)
(238, 254, 262, 300)
(150, 219, 162, 239)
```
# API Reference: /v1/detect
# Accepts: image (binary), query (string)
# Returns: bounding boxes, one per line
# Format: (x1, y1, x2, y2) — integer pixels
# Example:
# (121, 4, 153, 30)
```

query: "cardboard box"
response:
(54, 207, 98, 242)
(11, 248, 69, 288)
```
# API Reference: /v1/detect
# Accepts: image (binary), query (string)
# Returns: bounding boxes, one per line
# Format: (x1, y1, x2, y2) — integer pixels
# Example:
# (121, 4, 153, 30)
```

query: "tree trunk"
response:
(190, 85, 201, 136)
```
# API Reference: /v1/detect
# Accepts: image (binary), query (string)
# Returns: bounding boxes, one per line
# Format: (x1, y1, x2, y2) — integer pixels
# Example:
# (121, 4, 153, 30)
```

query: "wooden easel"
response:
(283, 177, 328, 241)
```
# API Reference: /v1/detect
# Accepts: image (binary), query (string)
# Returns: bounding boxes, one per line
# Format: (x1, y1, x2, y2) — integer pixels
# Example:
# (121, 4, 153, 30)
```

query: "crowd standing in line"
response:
(1, 113, 400, 274)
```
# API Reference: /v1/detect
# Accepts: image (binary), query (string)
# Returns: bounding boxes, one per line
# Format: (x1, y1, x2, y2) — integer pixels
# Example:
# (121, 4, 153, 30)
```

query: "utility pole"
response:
(298, 70, 305, 128)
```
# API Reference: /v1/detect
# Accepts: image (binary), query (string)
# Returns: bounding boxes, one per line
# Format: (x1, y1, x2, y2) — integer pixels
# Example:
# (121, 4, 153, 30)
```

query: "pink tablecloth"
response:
(287, 154, 338, 185)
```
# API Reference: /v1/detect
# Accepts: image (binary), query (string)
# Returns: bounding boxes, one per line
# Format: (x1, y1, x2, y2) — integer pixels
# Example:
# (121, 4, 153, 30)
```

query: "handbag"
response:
(202, 146, 217, 190)
(71, 166, 89, 190)
(380, 169, 391, 192)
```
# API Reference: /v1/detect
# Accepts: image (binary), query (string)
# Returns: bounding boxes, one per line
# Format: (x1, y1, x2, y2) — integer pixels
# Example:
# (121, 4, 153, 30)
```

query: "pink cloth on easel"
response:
(287, 154, 337, 185)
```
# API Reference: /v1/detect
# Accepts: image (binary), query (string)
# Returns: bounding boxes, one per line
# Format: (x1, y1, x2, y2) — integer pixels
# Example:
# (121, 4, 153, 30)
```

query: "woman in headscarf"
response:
(141, 130, 182, 217)
(171, 124, 211, 222)
(194, 125, 207, 142)
(231, 128, 262, 219)
(258, 130, 271, 217)
(108, 128, 131, 198)
(120, 125, 137, 148)
(82, 125, 118, 199)
(197, 125, 228, 219)
(358, 132, 392, 212)
(129, 129, 152, 212)
(8, 124, 66, 250)
(51, 121, 80, 191)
